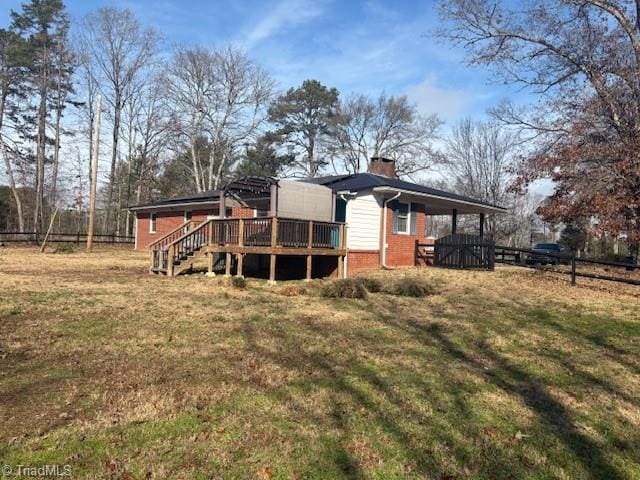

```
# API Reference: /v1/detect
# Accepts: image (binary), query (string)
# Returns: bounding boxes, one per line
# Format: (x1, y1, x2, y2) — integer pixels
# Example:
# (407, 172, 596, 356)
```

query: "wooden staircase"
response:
(149, 219, 214, 276)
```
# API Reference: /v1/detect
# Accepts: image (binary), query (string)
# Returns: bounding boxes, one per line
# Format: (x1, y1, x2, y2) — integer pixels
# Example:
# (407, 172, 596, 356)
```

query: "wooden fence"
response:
(495, 245, 639, 287)
(0, 231, 134, 245)
(434, 234, 495, 270)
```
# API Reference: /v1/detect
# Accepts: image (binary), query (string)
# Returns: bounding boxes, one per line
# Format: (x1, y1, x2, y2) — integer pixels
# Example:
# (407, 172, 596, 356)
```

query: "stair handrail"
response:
(147, 219, 199, 250)
(165, 219, 214, 276)
(166, 218, 213, 249)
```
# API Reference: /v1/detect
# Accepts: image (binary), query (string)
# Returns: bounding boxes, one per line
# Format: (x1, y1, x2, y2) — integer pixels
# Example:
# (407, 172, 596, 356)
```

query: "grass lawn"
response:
(0, 246, 639, 479)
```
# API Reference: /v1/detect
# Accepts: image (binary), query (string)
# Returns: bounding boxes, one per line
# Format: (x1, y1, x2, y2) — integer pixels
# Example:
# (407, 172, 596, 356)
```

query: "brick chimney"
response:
(368, 157, 397, 178)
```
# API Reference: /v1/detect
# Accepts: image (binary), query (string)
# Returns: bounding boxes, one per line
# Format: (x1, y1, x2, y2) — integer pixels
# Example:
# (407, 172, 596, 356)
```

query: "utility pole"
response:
(87, 95, 102, 253)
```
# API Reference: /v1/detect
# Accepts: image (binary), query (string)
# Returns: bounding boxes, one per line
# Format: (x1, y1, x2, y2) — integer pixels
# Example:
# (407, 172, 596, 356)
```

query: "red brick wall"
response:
(384, 202, 431, 268)
(347, 250, 381, 276)
(135, 206, 255, 250)
(231, 207, 255, 218)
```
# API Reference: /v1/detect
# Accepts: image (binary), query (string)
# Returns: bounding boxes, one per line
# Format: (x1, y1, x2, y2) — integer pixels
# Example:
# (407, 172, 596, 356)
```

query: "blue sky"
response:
(0, 0, 522, 125)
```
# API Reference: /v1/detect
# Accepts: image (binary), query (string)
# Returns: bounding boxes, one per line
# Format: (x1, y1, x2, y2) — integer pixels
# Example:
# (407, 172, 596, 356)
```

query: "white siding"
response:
(346, 192, 381, 250)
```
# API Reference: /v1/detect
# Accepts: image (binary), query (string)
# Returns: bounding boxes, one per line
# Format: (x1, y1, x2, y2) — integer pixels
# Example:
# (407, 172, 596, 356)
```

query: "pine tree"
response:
(11, 0, 71, 232)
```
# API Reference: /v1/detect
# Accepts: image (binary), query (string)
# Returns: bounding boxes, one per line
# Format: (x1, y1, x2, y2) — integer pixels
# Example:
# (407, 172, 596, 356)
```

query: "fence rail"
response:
(0, 231, 134, 245)
(495, 245, 640, 287)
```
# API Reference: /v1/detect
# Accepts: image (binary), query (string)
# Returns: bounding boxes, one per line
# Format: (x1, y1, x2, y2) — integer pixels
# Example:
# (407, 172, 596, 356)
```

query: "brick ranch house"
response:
(130, 158, 505, 279)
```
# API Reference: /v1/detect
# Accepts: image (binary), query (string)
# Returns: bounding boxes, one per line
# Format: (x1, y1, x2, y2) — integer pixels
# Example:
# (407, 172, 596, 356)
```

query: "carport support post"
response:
(452, 209, 458, 235)
(479, 213, 485, 237)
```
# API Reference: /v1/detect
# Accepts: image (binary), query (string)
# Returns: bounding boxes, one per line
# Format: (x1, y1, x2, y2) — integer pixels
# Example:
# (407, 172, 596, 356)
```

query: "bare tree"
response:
(444, 118, 539, 243)
(78, 7, 158, 232)
(123, 76, 169, 235)
(208, 47, 273, 189)
(439, 0, 640, 246)
(48, 30, 75, 212)
(162, 46, 272, 191)
(331, 93, 442, 177)
(0, 29, 25, 231)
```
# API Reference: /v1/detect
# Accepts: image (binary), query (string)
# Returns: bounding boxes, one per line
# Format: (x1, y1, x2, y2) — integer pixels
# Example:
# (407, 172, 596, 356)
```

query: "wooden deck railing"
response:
(147, 220, 199, 250)
(150, 216, 345, 274)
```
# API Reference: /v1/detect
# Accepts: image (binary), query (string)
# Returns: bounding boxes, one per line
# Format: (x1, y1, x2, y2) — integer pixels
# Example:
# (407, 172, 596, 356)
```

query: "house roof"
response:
(304, 173, 506, 213)
(130, 173, 506, 214)
(129, 190, 222, 211)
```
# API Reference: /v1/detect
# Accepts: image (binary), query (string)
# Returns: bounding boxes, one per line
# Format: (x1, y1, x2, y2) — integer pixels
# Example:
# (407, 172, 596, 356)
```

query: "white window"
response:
(395, 202, 410, 234)
(254, 208, 270, 217)
(149, 213, 157, 233)
(184, 210, 192, 222)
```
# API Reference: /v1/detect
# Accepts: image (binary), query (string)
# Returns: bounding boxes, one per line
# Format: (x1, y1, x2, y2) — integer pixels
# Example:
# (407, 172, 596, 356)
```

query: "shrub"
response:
(231, 276, 246, 289)
(391, 277, 435, 297)
(320, 278, 368, 299)
(359, 277, 383, 293)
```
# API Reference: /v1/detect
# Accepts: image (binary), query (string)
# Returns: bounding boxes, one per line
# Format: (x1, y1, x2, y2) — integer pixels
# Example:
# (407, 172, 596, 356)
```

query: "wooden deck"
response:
(149, 217, 346, 280)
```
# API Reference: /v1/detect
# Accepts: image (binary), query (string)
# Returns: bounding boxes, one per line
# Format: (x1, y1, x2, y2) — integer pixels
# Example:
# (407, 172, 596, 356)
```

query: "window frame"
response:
(149, 212, 157, 233)
(395, 201, 411, 235)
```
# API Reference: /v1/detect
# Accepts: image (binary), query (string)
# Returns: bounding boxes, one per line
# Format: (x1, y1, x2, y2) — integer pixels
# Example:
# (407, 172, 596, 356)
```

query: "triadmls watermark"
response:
(2, 464, 72, 477)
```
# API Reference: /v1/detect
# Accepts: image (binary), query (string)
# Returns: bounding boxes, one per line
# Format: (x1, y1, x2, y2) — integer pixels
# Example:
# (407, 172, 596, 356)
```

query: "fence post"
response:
(571, 254, 576, 286)
(76, 231, 80, 244)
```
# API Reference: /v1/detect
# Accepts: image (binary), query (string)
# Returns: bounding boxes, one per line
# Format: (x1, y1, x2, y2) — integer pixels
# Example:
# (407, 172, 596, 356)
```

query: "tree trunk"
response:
(124, 116, 134, 237)
(105, 93, 122, 232)
(208, 142, 216, 191)
(189, 138, 203, 192)
(0, 136, 24, 232)
(34, 67, 48, 233)
(50, 89, 62, 212)
(0, 91, 25, 232)
(213, 147, 227, 190)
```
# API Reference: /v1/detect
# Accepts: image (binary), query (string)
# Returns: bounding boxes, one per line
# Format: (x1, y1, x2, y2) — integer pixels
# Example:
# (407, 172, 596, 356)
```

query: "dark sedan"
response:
(526, 243, 572, 265)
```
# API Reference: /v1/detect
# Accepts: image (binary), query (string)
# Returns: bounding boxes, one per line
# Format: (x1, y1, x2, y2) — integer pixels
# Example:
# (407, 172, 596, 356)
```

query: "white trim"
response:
(149, 212, 157, 233)
(394, 201, 411, 235)
(372, 186, 506, 213)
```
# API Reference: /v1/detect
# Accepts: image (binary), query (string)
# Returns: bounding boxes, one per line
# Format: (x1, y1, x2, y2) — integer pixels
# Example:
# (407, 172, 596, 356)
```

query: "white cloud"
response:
(405, 77, 474, 121)
(242, 0, 327, 50)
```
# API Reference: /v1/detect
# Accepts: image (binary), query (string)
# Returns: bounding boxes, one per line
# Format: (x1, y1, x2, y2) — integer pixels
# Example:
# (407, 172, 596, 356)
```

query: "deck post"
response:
(236, 253, 244, 278)
(339, 224, 345, 249)
(271, 217, 278, 247)
(238, 218, 244, 247)
(337, 255, 344, 279)
(225, 252, 232, 277)
(306, 220, 313, 281)
(206, 252, 216, 277)
(167, 245, 175, 277)
(269, 254, 276, 284)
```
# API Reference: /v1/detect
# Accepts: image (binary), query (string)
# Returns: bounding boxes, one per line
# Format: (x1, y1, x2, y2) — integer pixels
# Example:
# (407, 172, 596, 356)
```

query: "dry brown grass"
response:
(0, 246, 639, 479)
